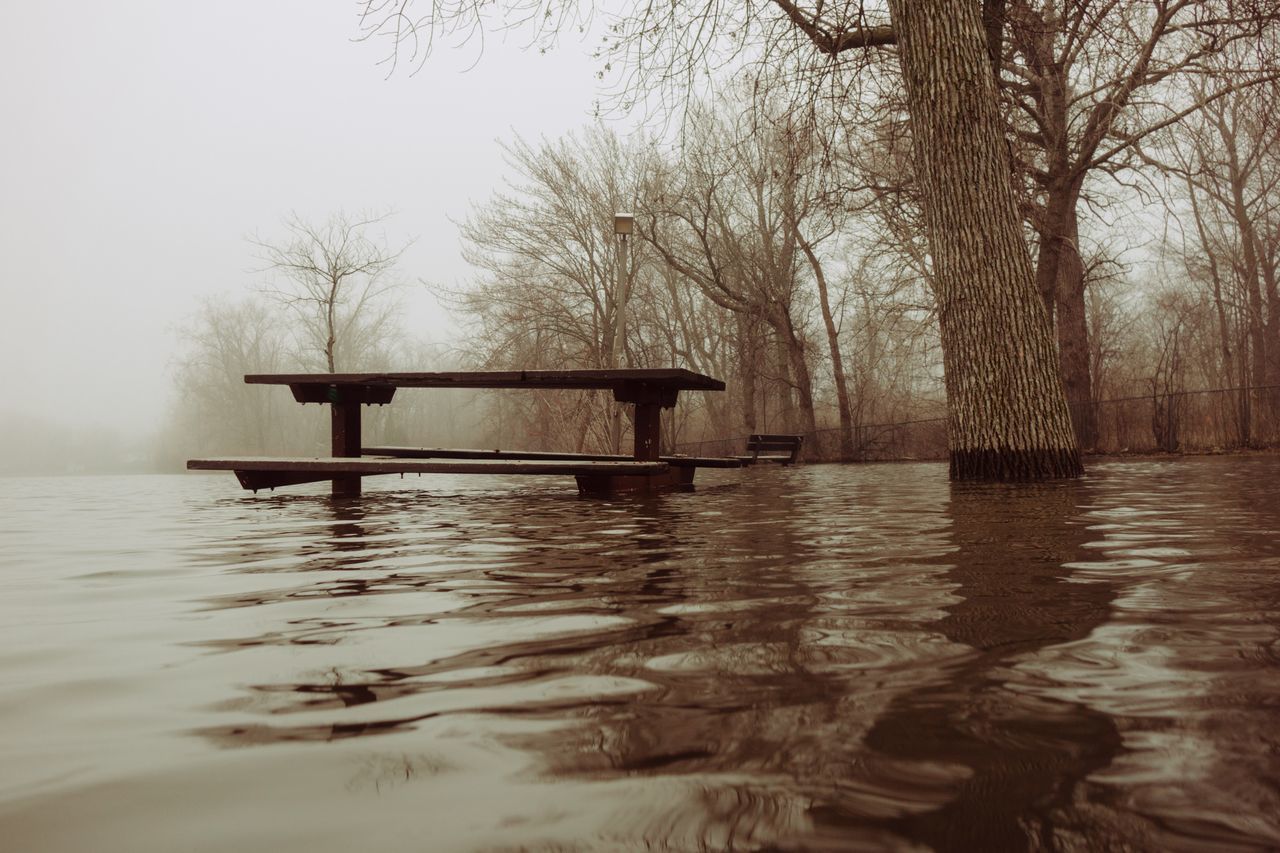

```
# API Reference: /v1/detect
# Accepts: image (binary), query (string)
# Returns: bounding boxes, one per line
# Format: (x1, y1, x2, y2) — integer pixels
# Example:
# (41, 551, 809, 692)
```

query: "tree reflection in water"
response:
(858, 480, 1124, 850)
(489, 476, 1128, 850)
(8, 461, 1280, 851)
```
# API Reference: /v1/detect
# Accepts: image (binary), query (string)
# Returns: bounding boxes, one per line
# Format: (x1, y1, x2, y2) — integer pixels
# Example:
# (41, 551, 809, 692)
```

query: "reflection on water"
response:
(1, 459, 1278, 851)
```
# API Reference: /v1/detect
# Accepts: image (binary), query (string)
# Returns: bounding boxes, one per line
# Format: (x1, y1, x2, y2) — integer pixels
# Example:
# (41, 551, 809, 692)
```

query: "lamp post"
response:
(610, 212, 634, 453)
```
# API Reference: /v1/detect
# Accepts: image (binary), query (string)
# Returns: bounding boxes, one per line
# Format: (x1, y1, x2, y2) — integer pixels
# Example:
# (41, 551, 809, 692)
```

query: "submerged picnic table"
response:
(187, 368, 741, 496)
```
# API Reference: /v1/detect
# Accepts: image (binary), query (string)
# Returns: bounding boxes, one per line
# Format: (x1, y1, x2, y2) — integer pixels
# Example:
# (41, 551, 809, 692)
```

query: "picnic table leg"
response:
(331, 398, 362, 497)
(633, 403, 661, 461)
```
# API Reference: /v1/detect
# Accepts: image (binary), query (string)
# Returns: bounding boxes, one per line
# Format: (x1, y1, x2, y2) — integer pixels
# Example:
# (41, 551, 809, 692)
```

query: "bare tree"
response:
(451, 128, 654, 451)
(169, 295, 305, 457)
(642, 106, 821, 438)
(769, 108, 860, 456)
(997, 0, 1280, 449)
(1152, 58, 1280, 444)
(168, 293, 472, 461)
(253, 211, 410, 372)
(1145, 289, 1201, 452)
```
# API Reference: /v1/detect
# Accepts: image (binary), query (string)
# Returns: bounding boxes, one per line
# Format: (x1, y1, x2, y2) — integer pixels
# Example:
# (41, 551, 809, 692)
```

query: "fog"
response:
(0, 1, 617, 471)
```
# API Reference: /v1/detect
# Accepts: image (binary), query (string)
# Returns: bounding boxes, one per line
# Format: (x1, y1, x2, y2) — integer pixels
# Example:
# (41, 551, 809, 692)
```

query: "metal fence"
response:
(1084, 384, 1280, 454)
(674, 385, 1280, 463)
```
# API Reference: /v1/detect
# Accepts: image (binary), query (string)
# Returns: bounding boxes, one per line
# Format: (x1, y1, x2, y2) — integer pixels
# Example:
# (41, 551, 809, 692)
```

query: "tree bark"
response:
(1264, 250, 1280, 422)
(1225, 127, 1269, 440)
(1033, 173, 1098, 450)
(886, 0, 1082, 480)
(797, 229, 856, 457)
(1186, 176, 1248, 446)
(777, 308, 820, 439)
(737, 313, 760, 434)
(1050, 204, 1098, 451)
(772, 333, 799, 433)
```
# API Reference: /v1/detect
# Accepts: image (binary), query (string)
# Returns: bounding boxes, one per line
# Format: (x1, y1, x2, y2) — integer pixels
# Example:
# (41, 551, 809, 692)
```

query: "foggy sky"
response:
(0, 1, 620, 443)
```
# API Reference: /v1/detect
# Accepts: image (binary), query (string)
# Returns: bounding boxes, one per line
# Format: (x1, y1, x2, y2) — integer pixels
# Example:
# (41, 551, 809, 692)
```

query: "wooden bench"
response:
(735, 434, 804, 466)
(187, 456, 674, 495)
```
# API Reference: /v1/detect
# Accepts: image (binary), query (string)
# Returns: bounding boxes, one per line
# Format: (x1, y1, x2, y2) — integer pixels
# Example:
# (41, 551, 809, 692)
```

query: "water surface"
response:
(2, 458, 1278, 851)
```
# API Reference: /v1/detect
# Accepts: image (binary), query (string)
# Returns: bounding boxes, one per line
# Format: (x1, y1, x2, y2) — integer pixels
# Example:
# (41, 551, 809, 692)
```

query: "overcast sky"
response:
(1, 1, 623, 437)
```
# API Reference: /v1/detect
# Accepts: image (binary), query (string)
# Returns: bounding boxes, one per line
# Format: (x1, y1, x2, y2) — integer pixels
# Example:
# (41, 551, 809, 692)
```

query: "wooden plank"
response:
(244, 368, 725, 392)
(363, 446, 743, 468)
(290, 384, 397, 405)
(188, 457, 669, 476)
(234, 470, 333, 491)
(576, 465, 696, 495)
(363, 446, 631, 462)
(663, 455, 743, 469)
(633, 403, 662, 461)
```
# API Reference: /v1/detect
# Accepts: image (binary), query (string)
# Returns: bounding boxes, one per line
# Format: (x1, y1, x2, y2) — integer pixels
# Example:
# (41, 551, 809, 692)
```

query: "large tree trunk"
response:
(887, 0, 1082, 480)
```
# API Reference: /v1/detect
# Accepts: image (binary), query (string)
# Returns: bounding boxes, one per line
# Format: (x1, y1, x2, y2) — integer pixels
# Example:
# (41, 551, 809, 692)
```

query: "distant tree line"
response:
(161, 212, 484, 468)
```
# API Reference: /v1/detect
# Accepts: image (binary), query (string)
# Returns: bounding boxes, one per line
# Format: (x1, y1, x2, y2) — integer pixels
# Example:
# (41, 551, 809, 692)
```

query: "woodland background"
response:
(16, 3, 1278, 473)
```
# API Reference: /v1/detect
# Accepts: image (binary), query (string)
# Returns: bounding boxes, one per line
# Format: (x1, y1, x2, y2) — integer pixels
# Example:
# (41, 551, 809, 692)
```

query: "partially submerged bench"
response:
(735, 433, 804, 466)
(188, 456, 673, 493)
(187, 369, 740, 496)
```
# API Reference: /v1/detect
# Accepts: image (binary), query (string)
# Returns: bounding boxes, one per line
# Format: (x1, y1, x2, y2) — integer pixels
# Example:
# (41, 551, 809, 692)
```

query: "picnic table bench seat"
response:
(187, 455, 674, 495)
(734, 434, 804, 466)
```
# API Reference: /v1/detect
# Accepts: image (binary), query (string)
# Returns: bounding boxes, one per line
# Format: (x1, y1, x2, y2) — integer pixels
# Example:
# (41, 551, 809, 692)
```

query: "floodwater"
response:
(1, 458, 1278, 852)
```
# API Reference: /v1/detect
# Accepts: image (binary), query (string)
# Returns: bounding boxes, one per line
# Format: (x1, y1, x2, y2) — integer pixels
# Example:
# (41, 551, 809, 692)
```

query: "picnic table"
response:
(187, 368, 740, 496)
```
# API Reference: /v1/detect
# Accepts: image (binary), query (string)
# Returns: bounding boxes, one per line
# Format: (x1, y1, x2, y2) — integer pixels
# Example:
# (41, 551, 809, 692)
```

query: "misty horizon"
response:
(1, 1, 624, 470)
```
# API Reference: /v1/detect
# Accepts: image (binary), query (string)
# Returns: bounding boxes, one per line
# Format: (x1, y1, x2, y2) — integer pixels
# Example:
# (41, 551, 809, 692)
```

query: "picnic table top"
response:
(245, 368, 725, 392)
(188, 456, 671, 476)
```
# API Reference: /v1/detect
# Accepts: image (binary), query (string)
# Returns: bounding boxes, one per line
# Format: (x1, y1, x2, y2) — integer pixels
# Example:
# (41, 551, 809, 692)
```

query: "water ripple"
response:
(2, 459, 1279, 851)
